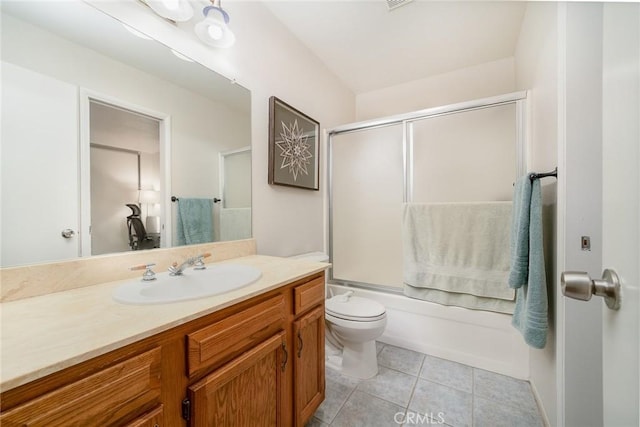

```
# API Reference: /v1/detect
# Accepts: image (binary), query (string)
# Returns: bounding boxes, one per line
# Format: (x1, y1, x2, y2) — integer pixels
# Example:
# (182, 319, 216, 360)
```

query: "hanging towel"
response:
(176, 198, 214, 246)
(219, 208, 252, 241)
(402, 202, 514, 302)
(508, 177, 532, 288)
(510, 177, 548, 349)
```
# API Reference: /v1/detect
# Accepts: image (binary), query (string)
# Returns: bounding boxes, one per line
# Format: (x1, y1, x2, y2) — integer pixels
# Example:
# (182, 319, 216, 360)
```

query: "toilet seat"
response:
(325, 294, 386, 322)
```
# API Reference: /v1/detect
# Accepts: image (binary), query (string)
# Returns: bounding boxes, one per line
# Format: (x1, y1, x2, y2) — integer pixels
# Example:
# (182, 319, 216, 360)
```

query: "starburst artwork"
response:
(269, 96, 320, 190)
(276, 119, 313, 182)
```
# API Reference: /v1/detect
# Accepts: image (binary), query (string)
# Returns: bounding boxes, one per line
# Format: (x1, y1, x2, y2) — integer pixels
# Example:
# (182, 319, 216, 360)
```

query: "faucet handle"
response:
(193, 253, 211, 270)
(130, 263, 157, 281)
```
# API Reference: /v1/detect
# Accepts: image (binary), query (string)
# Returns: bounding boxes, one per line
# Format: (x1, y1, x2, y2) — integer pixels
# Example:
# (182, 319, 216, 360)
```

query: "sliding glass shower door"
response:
(329, 93, 525, 292)
(331, 123, 405, 290)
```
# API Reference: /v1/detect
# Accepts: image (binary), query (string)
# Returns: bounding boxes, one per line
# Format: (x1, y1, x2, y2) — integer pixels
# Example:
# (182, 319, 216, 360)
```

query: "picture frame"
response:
(268, 96, 320, 190)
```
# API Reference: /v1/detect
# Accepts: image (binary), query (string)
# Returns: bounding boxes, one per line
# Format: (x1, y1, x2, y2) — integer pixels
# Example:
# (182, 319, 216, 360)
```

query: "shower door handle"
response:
(561, 269, 621, 310)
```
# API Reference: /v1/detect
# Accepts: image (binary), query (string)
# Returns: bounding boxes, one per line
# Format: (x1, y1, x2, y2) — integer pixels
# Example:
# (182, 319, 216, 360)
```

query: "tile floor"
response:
(306, 342, 543, 427)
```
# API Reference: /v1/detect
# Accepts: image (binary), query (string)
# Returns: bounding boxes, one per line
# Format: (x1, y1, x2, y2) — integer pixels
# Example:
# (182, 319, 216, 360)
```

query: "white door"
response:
(562, 4, 639, 427)
(601, 4, 639, 427)
(1, 62, 80, 267)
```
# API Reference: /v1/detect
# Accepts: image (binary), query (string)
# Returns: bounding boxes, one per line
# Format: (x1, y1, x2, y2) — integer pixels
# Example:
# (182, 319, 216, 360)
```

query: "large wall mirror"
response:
(1, 1, 252, 268)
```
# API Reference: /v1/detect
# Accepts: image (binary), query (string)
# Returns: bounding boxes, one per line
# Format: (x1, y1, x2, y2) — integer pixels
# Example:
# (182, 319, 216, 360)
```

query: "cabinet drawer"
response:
(0, 347, 161, 427)
(187, 295, 286, 377)
(125, 404, 163, 427)
(294, 276, 325, 315)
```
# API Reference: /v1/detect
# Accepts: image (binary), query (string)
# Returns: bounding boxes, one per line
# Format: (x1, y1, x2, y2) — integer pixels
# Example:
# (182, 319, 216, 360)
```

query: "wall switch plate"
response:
(581, 236, 591, 251)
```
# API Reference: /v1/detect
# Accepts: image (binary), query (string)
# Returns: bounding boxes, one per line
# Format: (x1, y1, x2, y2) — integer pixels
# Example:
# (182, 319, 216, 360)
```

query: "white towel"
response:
(402, 202, 514, 301)
(219, 208, 251, 241)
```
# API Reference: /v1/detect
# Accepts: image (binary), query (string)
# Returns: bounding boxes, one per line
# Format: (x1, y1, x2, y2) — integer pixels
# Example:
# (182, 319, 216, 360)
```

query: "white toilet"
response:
(325, 291, 387, 379)
(291, 252, 387, 379)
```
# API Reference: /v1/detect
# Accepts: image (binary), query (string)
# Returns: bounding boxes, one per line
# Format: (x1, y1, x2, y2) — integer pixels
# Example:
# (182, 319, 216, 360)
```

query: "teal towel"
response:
(508, 177, 532, 289)
(510, 178, 548, 349)
(176, 198, 214, 246)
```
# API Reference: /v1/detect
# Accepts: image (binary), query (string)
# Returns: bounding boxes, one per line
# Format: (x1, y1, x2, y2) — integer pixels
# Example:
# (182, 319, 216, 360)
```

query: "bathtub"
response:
(328, 284, 530, 379)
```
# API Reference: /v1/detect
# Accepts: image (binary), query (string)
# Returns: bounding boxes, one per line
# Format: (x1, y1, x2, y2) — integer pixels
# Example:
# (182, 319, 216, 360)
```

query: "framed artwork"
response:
(268, 96, 320, 190)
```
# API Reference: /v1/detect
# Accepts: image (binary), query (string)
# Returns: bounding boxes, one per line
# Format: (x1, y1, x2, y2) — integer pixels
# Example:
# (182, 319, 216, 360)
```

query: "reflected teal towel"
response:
(510, 178, 548, 349)
(176, 198, 214, 246)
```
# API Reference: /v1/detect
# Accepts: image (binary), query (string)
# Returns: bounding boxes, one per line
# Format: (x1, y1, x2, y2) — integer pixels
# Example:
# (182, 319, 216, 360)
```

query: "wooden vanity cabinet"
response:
(0, 272, 325, 427)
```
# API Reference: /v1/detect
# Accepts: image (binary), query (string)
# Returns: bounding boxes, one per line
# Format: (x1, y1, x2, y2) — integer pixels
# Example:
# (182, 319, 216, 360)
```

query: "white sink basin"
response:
(113, 264, 262, 305)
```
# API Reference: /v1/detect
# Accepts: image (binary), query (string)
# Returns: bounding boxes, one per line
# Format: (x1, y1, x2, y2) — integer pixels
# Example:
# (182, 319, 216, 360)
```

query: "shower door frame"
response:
(326, 90, 530, 292)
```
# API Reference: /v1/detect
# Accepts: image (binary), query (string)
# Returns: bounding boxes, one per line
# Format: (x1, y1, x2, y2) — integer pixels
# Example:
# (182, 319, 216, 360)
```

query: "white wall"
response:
(355, 57, 516, 120)
(88, 0, 355, 258)
(514, 3, 559, 426)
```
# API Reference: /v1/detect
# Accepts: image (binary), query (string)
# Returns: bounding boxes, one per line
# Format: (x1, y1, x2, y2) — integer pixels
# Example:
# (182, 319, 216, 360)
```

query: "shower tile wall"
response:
(307, 343, 543, 427)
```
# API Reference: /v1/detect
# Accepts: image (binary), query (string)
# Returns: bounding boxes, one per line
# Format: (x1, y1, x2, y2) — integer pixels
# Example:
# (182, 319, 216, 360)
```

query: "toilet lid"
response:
(325, 295, 386, 321)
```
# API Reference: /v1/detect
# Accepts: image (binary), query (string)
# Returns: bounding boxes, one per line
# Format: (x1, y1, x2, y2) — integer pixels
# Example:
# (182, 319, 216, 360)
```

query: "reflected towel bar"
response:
(171, 196, 222, 203)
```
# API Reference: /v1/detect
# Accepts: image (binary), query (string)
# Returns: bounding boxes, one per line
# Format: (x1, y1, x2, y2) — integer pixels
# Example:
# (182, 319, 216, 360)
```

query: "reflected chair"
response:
(126, 204, 157, 250)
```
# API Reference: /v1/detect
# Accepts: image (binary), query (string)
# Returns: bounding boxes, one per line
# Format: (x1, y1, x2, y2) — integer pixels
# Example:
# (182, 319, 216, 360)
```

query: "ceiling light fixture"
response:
(194, 0, 236, 48)
(146, 0, 194, 22)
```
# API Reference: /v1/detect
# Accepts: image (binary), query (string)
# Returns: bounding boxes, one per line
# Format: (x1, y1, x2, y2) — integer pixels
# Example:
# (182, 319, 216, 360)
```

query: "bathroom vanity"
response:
(0, 252, 326, 426)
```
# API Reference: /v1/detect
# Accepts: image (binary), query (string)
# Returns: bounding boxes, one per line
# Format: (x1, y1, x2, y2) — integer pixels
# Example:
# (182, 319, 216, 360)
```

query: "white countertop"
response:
(0, 255, 328, 392)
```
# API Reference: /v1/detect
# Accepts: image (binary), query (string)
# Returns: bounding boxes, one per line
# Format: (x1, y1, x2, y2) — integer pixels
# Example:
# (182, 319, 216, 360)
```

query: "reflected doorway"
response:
(218, 147, 251, 241)
(84, 98, 166, 255)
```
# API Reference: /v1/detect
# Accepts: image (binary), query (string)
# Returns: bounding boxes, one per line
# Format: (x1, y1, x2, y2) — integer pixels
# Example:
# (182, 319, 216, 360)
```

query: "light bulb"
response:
(207, 24, 224, 40)
(163, 0, 179, 10)
(146, 0, 193, 22)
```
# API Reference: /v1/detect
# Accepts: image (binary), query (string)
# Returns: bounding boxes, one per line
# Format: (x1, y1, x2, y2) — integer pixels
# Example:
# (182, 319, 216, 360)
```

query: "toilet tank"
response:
(290, 252, 330, 296)
(289, 251, 329, 263)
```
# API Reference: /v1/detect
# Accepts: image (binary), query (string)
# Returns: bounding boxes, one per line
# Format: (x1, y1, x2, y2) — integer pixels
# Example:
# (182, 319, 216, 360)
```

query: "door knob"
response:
(561, 269, 621, 310)
(61, 229, 76, 239)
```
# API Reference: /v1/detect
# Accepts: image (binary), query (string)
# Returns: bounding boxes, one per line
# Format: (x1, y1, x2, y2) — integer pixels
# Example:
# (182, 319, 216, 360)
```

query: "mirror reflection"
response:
(1, 1, 252, 267)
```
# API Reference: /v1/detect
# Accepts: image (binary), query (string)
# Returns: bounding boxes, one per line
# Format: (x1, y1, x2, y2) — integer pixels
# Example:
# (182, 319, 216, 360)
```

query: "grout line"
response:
(471, 367, 476, 427)
(404, 353, 427, 415)
(327, 377, 360, 426)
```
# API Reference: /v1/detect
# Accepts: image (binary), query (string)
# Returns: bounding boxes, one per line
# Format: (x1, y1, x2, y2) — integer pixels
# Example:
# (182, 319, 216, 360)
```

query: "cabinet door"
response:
(293, 306, 325, 427)
(188, 332, 286, 427)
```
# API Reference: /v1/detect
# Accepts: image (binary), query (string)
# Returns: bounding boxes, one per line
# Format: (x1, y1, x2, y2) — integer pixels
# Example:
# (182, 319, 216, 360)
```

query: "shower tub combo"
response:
(327, 92, 532, 380)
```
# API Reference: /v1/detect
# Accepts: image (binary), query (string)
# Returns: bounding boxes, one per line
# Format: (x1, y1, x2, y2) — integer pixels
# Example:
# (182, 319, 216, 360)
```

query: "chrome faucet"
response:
(169, 253, 211, 276)
(130, 263, 157, 281)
